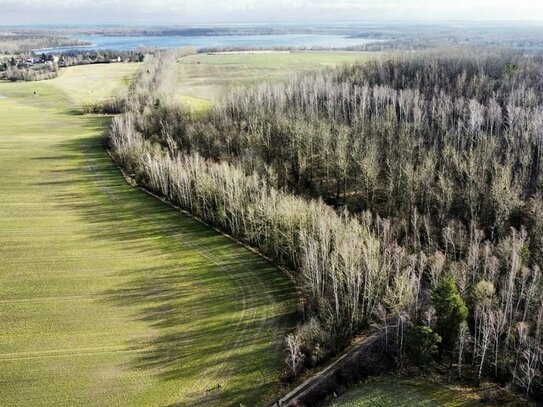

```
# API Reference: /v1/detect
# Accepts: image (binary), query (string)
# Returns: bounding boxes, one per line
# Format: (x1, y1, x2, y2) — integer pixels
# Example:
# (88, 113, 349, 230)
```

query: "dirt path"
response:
(274, 328, 393, 407)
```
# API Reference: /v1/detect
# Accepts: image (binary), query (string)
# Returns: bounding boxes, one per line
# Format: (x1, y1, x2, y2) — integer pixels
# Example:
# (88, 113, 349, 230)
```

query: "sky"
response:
(1, 0, 543, 25)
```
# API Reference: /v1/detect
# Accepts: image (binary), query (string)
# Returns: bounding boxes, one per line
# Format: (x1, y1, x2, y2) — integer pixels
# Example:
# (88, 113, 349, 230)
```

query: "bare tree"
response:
(285, 333, 304, 376)
(516, 344, 541, 397)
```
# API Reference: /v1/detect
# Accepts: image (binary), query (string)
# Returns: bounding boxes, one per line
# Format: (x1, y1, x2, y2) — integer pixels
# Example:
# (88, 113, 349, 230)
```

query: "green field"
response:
(327, 377, 481, 407)
(176, 51, 378, 109)
(326, 375, 529, 407)
(52, 63, 141, 104)
(0, 64, 295, 406)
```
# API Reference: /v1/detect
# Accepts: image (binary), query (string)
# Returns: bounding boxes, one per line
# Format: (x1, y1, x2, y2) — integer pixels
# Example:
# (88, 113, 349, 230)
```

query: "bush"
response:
(405, 325, 441, 367)
(83, 96, 125, 114)
(297, 318, 332, 367)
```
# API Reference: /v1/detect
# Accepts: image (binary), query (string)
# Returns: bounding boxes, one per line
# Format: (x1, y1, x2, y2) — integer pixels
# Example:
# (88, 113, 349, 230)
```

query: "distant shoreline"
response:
(205, 50, 291, 55)
(32, 33, 379, 53)
(32, 43, 96, 53)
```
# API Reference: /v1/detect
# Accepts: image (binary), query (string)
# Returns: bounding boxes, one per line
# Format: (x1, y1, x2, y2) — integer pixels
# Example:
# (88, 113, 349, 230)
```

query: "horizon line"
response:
(2, 19, 543, 28)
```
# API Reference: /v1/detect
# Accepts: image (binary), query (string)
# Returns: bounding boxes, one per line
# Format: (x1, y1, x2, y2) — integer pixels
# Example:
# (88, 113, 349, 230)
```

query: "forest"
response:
(108, 49, 543, 401)
(0, 34, 89, 54)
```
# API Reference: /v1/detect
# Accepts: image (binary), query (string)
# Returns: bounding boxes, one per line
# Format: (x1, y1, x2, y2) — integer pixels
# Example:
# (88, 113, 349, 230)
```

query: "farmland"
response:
(326, 376, 530, 407)
(50, 63, 140, 104)
(327, 377, 480, 407)
(0, 63, 296, 406)
(0, 52, 536, 407)
(175, 51, 378, 109)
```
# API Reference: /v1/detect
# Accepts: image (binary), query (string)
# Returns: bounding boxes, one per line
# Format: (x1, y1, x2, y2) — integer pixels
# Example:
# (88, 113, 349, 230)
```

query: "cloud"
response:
(0, 0, 542, 24)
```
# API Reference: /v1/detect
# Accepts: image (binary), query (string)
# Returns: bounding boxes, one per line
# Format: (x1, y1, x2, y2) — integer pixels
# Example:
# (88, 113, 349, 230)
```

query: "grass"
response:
(0, 64, 296, 406)
(176, 51, 379, 108)
(326, 375, 531, 407)
(52, 63, 141, 105)
(327, 376, 482, 407)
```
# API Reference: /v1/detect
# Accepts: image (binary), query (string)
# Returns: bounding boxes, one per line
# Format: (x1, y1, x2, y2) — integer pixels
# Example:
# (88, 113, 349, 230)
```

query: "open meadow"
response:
(326, 376, 501, 407)
(176, 51, 378, 110)
(0, 63, 296, 406)
(51, 63, 140, 104)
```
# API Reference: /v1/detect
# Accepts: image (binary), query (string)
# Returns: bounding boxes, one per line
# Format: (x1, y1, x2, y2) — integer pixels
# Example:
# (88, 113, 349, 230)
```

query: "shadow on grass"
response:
(40, 112, 297, 406)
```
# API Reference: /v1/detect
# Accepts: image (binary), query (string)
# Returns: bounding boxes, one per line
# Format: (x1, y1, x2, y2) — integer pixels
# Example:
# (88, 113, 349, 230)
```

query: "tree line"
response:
(0, 34, 89, 54)
(108, 49, 542, 399)
(2, 63, 58, 81)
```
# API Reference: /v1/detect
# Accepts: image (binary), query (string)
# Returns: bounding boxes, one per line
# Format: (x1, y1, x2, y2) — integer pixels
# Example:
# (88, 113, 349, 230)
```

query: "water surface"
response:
(39, 34, 378, 52)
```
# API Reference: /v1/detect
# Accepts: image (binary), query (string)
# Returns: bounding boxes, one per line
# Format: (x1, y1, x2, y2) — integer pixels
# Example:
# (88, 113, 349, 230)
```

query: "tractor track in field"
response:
(0, 346, 145, 361)
(0, 295, 96, 304)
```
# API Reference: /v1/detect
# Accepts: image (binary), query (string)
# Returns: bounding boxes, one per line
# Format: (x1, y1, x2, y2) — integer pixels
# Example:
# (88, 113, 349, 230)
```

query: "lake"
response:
(38, 34, 379, 53)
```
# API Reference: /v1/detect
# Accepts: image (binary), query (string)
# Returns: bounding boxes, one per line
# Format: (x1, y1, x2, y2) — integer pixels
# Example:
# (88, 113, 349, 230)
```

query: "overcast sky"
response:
(1, 0, 543, 25)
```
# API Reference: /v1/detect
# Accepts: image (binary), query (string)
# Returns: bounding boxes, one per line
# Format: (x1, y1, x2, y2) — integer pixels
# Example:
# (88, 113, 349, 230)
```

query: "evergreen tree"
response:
(405, 325, 442, 367)
(432, 274, 468, 352)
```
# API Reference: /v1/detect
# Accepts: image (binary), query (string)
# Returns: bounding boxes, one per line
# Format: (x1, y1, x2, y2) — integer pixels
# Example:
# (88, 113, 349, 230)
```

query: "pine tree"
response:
(405, 325, 442, 367)
(432, 273, 469, 352)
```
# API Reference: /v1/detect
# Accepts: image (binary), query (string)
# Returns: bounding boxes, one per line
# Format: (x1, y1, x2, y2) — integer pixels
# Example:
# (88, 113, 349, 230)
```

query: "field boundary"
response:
(104, 144, 303, 307)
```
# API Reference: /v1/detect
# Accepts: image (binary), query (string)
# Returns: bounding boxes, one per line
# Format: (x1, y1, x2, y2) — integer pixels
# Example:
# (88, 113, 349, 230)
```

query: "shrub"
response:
(405, 325, 442, 367)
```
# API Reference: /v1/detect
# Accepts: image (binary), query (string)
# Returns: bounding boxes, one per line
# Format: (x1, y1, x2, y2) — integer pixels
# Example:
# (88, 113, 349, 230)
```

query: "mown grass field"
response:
(52, 63, 140, 104)
(325, 375, 533, 407)
(176, 51, 379, 109)
(327, 377, 480, 407)
(0, 64, 296, 406)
